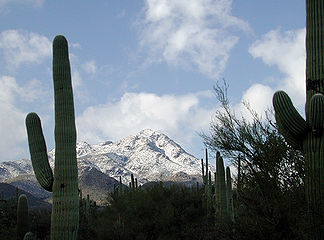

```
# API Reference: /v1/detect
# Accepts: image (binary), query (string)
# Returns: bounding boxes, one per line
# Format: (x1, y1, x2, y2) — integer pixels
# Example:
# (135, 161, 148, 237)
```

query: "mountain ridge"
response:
(0, 129, 207, 204)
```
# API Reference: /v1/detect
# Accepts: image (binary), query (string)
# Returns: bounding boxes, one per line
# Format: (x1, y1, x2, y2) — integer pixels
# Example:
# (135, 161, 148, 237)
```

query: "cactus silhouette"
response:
(226, 167, 234, 222)
(272, 1, 324, 239)
(17, 194, 29, 240)
(25, 35, 79, 239)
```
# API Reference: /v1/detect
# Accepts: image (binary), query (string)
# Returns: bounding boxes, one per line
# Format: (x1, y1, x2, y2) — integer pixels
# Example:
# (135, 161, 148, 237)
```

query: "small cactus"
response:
(216, 153, 227, 219)
(201, 158, 205, 184)
(131, 174, 135, 189)
(17, 194, 29, 240)
(119, 176, 123, 195)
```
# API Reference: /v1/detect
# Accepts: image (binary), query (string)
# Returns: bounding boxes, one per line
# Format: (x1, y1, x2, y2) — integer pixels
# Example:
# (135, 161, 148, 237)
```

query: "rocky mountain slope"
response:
(0, 129, 207, 204)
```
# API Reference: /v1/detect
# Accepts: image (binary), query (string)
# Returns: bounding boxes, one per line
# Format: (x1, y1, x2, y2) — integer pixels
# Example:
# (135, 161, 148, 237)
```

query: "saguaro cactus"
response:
(272, 1, 324, 239)
(131, 174, 135, 189)
(25, 35, 79, 239)
(119, 176, 123, 195)
(17, 194, 29, 240)
(202, 149, 213, 215)
(226, 167, 234, 222)
(216, 152, 227, 219)
(201, 158, 205, 184)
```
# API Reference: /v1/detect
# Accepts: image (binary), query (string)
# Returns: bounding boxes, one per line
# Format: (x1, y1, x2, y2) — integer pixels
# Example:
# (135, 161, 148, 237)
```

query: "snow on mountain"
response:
(0, 159, 34, 180)
(0, 129, 204, 185)
(86, 129, 202, 184)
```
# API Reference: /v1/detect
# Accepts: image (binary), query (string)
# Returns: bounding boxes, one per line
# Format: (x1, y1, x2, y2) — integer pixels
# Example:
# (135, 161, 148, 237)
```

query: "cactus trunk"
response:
(226, 167, 234, 222)
(25, 35, 79, 240)
(51, 35, 79, 240)
(201, 158, 205, 184)
(273, 1, 324, 239)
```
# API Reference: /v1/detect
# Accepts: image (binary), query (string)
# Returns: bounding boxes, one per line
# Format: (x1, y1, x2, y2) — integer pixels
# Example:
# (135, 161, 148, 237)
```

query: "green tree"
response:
(200, 81, 307, 239)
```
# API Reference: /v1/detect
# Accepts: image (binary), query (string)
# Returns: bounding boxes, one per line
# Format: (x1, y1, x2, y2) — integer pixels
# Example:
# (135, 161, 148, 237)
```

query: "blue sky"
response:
(0, 0, 307, 163)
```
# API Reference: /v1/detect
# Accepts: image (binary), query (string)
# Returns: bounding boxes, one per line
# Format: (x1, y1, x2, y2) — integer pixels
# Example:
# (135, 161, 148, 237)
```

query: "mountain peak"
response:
(138, 128, 160, 136)
(1, 129, 202, 186)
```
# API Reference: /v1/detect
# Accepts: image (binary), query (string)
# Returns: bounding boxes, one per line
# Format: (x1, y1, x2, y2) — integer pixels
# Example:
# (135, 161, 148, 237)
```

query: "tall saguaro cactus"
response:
(272, 1, 324, 239)
(25, 35, 79, 240)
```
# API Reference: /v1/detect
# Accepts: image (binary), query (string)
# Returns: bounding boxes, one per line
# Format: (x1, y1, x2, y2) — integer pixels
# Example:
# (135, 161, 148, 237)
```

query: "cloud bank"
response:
(0, 30, 51, 70)
(139, 0, 250, 79)
(238, 28, 306, 118)
(0, 0, 44, 10)
(76, 91, 215, 148)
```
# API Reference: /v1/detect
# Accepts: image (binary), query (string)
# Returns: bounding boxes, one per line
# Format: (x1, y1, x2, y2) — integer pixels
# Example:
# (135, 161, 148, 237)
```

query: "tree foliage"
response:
(200, 81, 307, 239)
(95, 183, 214, 240)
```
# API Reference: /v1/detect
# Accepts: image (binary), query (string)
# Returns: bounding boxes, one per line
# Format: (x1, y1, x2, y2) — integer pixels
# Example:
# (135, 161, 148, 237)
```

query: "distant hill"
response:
(0, 182, 51, 209)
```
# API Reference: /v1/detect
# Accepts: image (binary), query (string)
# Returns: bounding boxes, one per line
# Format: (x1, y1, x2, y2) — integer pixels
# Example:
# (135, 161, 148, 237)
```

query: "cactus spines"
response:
(23, 232, 35, 240)
(17, 194, 29, 240)
(25, 35, 79, 239)
(272, 1, 324, 239)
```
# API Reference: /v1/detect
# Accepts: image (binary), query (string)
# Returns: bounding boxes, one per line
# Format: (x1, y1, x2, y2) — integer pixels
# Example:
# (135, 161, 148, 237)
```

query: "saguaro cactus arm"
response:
(272, 91, 308, 149)
(26, 113, 53, 192)
(272, 1, 324, 239)
(309, 94, 324, 133)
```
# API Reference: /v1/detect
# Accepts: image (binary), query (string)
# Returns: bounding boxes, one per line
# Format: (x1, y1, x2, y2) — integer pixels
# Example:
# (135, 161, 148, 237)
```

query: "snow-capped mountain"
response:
(0, 129, 204, 185)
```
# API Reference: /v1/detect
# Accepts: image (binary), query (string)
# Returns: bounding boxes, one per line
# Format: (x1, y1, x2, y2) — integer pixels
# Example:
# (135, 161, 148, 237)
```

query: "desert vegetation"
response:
(2, 0, 324, 239)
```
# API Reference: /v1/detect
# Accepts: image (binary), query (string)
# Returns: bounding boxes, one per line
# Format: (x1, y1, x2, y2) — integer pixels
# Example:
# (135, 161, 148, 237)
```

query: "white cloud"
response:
(139, 0, 251, 79)
(0, 0, 44, 10)
(71, 42, 82, 49)
(82, 60, 97, 75)
(0, 30, 51, 70)
(236, 28, 306, 120)
(72, 69, 83, 90)
(235, 83, 274, 121)
(0, 76, 28, 161)
(76, 91, 215, 147)
(71, 68, 89, 103)
(248, 28, 306, 107)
